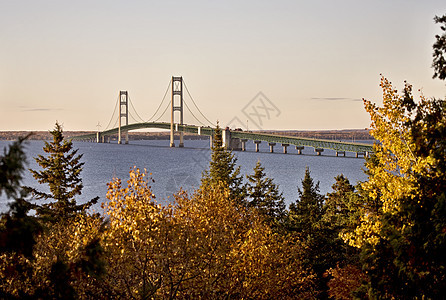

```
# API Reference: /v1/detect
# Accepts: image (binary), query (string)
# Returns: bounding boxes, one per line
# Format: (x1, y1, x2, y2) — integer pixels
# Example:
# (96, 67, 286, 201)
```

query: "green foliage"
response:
(246, 160, 286, 229)
(288, 167, 325, 236)
(433, 14, 446, 80)
(201, 124, 246, 204)
(0, 135, 29, 199)
(27, 122, 98, 220)
(0, 136, 42, 258)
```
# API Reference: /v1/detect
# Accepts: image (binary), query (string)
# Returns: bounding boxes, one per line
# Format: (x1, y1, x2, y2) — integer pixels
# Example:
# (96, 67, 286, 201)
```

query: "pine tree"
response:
(432, 14, 446, 80)
(288, 167, 325, 235)
(246, 160, 285, 228)
(287, 167, 329, 298)
(27, 123, 98, 220)
(201, 124, 246, 204)
(0, 135, 41, 258)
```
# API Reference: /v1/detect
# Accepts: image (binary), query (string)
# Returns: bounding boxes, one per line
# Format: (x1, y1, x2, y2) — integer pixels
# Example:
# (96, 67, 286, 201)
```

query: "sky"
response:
(1, 0, 445, 131)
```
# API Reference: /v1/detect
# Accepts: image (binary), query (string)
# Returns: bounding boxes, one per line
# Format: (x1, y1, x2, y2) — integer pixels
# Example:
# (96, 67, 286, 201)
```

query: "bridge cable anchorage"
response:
(104, 94, 120, 130)
(128, 96, 146, 123)
(154, 99, 172, 123)
(182, 79, 215, 127)
(145, 79, 172, 123)
(183, 99, 206, 126)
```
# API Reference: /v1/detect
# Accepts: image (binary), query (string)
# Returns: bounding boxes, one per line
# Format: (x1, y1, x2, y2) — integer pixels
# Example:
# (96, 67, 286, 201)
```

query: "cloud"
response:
(20, 106, 62, 112)
(311, 97, 362, 102)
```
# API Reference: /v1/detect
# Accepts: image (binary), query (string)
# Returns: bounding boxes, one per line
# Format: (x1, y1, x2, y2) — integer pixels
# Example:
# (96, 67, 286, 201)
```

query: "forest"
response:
(0, 14, 445, 300)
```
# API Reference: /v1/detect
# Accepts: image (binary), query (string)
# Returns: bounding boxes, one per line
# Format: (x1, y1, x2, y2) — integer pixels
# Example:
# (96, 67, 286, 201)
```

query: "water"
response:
(0, 139, 370, 212)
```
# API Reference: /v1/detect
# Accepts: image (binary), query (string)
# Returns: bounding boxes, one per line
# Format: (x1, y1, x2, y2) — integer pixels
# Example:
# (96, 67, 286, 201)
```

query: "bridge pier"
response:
(282, 143, 289, 154)
(296, 146, 304, 155)
(222, 128, 242, 150)
(269, 143, 276, 153)
(241, 139, 248, 151)
(336, 151, 345, 157)
(356, 152, 366, 158)
(254, 141, 261, 152)
(315, 148, 324, 156)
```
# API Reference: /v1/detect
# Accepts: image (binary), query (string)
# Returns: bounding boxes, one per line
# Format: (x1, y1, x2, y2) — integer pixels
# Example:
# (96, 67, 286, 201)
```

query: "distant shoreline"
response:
(0, 129, 372, 141)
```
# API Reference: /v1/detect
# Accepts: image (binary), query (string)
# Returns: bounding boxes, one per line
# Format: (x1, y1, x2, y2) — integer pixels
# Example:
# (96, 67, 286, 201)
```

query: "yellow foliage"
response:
(101, 167, 316, 298)
(344, 77, 439, 248)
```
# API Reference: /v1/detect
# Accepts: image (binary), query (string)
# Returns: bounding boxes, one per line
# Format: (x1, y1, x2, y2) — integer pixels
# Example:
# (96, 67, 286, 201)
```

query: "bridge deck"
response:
(71, 122, 374, 154)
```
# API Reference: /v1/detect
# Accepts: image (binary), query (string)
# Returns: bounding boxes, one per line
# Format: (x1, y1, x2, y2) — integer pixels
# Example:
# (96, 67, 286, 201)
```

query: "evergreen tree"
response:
(246, 160, 286, 228)
(201, 124, 246, 204)
(288, 167, 325, 236)
(322, 175, 366, 299)
(0, 135, 41, 258)
(432, 14, 446, 80)
(26, 122, 98, 220)
(287, 167, 331, 298)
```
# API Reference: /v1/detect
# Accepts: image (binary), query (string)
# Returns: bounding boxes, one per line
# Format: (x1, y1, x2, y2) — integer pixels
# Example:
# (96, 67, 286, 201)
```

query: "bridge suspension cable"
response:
(104, 94, 120, 130)
(128, 96, 146, 123)
(183, 100, 206, 126)
(145, 79, 172, 123)
(183, 79, 215, 127)
(153, 99, 172, 122)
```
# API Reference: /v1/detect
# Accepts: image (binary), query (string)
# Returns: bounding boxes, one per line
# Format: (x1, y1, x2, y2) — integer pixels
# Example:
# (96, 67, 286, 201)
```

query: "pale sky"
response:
(1, 0, 445, 131)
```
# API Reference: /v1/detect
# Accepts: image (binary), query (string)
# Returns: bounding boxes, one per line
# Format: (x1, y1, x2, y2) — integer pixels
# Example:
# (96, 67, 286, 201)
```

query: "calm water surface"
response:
(0, 139, 371, 212)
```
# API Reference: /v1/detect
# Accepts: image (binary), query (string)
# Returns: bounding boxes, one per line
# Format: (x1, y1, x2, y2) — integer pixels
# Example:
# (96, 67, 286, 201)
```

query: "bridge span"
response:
(71, 121, 373, 157)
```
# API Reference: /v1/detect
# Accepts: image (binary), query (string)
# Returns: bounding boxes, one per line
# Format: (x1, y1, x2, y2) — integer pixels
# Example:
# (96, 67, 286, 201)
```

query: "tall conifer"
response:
(27, 123, 98, 220)
(201, 124, 246, 204)
(246, 160, 285, 228)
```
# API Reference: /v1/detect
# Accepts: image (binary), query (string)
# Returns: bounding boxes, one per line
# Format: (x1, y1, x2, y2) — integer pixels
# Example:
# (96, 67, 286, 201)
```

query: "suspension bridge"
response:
(71, 77, 374, 157)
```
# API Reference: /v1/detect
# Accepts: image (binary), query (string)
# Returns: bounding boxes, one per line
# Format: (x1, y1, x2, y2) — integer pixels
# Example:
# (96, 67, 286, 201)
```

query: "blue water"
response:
(0, 139, 370, 212)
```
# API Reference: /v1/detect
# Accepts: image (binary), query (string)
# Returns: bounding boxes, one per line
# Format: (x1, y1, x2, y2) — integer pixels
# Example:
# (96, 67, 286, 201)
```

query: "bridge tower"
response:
(170, 76, 184, 147)
(118, 91, 129, 144)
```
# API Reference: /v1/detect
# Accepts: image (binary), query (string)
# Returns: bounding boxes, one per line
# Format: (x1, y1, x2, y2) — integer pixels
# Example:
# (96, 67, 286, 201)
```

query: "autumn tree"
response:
(342, 77, 446, 298)
(27, 122, 98, 220)
(102, 167, 316, 298)
(433, 14, 446, 80)
(246, 160, 286, 229)
(201, 124, 246, 204)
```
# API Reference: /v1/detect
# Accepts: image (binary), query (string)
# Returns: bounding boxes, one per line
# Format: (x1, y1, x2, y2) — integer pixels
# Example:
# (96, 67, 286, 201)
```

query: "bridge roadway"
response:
(71, 122, 374, 156)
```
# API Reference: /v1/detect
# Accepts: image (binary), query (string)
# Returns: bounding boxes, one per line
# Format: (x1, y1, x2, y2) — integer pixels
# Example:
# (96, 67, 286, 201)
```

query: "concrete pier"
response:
(336, 151, 345, 157)
(241, 139, 248, 151)
(296, 146, 304, 155)
(282, 143, 289, 154)
(254, 141, 261, 152)
(315, 148, 324, 156)
(269, 142, 276, 153)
